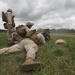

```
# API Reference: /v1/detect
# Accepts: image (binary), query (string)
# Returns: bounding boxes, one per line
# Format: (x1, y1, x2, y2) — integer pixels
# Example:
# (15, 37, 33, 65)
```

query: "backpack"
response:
(2, 11, 7, 22)
(16, 25, 26, 38)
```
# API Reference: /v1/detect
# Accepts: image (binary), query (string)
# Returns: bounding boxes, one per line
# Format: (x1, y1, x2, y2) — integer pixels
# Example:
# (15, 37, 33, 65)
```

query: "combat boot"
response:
(21, 58, 43, 72)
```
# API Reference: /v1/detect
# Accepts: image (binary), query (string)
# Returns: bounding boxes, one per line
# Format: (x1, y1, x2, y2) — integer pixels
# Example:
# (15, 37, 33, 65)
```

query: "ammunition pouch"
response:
(31, 34, 41, 45)
(26, 31, 42, 45)
(3, 23, 8, 29)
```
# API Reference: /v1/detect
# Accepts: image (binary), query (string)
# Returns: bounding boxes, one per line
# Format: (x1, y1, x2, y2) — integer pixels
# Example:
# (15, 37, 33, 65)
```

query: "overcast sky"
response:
(0, 0, 75, 29)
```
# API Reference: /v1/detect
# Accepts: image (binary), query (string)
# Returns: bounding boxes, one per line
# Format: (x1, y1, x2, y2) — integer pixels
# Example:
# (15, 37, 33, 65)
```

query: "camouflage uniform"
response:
(5, 9, 15, 40)
(0, 27, 45, 72)
(0, 38, 38, 60)
(0, 38, 43, 72)
(2, 9, 15, 45)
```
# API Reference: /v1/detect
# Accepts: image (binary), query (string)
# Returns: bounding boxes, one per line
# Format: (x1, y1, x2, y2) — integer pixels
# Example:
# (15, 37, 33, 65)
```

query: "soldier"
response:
(2, 9, 15, 45)
(0, 31, 45, 72)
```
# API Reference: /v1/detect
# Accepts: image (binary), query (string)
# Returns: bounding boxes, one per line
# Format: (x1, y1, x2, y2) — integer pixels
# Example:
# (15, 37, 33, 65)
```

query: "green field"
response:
(0, 32, 75, 75)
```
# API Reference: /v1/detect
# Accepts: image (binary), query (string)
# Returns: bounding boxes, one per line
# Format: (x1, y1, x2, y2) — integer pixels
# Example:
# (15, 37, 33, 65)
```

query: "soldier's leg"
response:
(25, 44, 38, 60)
(7, 30, 12, 41)
(0, 44, 22, 54)
(0, 47, 9, 54)
(7, 25, 15, 41)
(21, 43, 43, 72)
(7, 44, 22, 53)
(7, 30, 15, 46)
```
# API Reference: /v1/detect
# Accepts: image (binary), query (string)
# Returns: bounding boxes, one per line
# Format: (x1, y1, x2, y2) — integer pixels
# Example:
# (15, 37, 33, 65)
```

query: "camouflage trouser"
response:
(0, 38, 38, 60)
(19, 38, 38, 60)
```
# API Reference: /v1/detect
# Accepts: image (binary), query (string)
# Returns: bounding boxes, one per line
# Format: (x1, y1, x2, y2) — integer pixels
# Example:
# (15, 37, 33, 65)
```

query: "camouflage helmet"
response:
(7, 9, 12, 13)
(26, 22, 34, 28)
(26, 22, 34, 26)
(36, 28, 44, 34)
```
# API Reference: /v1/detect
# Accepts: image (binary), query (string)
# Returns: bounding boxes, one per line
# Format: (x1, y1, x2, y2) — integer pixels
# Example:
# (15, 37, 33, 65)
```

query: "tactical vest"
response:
(26, 30, 42, 45)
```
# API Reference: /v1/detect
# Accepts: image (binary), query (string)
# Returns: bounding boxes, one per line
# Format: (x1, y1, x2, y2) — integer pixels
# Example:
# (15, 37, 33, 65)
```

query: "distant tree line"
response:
(0, 28, 75, 33)
(50, 29, 75, 33)
(0, 29, 6, 32)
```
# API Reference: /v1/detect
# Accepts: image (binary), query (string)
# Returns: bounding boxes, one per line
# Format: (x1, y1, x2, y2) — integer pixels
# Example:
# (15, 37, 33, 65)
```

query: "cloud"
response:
(0, 0, 75, 29)
(0, 1, 8, 17)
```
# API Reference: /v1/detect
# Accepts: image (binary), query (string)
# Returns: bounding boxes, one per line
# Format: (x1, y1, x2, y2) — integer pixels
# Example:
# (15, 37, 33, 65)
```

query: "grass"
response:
(0, 32, 75, 75)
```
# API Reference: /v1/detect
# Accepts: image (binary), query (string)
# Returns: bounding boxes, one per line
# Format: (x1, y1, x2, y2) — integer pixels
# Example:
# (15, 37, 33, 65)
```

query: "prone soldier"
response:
(12, 26, 46, 46)
(0, 29, 45, 72)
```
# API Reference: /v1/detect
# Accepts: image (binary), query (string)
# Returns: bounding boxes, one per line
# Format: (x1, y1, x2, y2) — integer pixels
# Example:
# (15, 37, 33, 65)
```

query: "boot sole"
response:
(21, 62, 43, 72)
